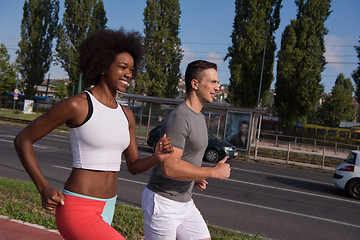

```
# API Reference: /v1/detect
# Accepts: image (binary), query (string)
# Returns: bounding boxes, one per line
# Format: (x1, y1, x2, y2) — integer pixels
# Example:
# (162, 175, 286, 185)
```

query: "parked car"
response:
(147, 126, 238, 162)
(333, 150, 360, 199)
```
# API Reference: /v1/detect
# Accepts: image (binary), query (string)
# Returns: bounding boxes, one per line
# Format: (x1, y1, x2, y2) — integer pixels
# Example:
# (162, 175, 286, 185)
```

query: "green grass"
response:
(252, 147, 340, 169)
(0, 109, 68, 132)
(0, 177, 265, 240)
(0, 177, 57, 229)
(0, 109, 42, 121)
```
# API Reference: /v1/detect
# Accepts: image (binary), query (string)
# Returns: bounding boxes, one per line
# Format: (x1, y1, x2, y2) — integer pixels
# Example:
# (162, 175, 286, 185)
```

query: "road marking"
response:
(0, 134, 15, 139)
(202, 162, 332, 186)
(118, 177, 147, 186)
(0, 136, 64, 151)
(54, 163, 359, 205)
(234, 167, 333, 186)
(193, 192, 360, 229)
(53, 165, 71, 170)
(224, 178, 360, 204)
(0, 139, 13, 143)
(52, 165, 360, 229)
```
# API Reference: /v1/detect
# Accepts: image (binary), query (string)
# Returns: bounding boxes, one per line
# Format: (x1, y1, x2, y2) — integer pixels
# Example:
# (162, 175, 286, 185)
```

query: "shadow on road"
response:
(266, 175, 350, 199)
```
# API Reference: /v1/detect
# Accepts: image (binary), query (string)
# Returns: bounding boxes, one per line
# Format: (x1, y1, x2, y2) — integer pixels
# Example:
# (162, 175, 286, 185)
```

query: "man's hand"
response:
(194, 179, 208, 191)
(154, 134, 174, 162)
(40, 187, 65, 211)
(214, 156, 231, 179)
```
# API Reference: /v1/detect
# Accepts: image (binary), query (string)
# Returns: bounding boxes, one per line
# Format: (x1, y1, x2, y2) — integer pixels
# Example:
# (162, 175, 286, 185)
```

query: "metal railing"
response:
(252, 131, 358, 170)
(259, 132, 359, 152)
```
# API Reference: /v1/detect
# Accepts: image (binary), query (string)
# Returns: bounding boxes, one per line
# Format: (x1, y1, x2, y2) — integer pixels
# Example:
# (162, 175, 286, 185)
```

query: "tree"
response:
(317, 73, 354, 126)
(53, 80, 69, 100)
(352, 37, 360, 102)
(136, 0, 183, 98)
(275, 0, 332, 127)
(225, 0, 282, 108)
(55, 0, 107, 95)
(0, 43, 17, 93)
(17, 0, 60, 98)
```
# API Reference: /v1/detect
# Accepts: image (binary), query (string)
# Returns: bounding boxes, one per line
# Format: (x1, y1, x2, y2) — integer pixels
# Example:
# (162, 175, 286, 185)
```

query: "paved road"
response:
(1, 123, 359, 240)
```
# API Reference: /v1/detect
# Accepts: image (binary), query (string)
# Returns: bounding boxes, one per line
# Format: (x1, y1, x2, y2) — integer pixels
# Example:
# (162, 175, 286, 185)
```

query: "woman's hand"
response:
(154, 134, 174, 162)
(194, 179, 208, 191)
(40, 187, 65, 211)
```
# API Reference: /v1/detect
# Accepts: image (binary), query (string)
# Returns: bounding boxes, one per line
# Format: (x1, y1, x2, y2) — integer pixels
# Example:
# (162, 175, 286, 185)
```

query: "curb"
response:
(0, 215, 60, 234)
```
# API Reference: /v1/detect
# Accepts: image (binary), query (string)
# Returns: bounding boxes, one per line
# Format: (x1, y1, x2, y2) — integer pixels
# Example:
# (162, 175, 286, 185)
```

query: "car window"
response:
(345, 152, 356, 165)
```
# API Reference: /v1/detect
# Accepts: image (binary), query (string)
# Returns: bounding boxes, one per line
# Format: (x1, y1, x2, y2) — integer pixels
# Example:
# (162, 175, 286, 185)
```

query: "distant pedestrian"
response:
(14, 28, 173, 240)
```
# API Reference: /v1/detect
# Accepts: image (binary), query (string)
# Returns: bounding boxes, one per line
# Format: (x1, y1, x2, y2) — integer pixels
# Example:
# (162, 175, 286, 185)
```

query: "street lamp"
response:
(68, 38, 82, 95)
(257, 30, 267, 108)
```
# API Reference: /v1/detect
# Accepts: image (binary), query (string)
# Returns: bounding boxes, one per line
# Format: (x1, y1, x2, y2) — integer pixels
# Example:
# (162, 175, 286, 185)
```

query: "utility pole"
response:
(13, 37, 21, 111)
(45, 73, 50, 97)
(68, 39, 82, 95)
(257, 30, 267, 108)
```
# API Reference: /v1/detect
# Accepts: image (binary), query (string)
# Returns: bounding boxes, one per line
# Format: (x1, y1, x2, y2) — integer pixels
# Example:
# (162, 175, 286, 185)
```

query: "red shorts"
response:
(55, 190, 125, 240)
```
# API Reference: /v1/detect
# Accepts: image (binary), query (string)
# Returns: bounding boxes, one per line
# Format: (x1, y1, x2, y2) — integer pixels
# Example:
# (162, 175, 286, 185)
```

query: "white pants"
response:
(141, 187, 211, 240)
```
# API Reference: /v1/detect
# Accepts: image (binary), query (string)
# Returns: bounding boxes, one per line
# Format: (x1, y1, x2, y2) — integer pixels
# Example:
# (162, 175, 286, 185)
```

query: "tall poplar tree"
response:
(352, 37, 360, 102)
(225, 0, 282, 108)
(136, 0, 183, 98)
(55, 0, 107, 94)
(317, 73, 354, 126)
(17, 0, 59, 98)
(275, 0, 332, 127)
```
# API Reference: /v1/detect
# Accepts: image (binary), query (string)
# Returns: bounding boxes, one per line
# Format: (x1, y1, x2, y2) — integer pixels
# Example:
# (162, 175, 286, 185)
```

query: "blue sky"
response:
(0, 0, 359, 93)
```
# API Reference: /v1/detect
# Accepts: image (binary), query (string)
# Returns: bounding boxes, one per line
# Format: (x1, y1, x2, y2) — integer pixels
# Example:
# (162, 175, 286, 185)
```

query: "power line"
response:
(183, 49, 357, 58)
(327, 62, 358, 65)
(183, 41, 229, 46)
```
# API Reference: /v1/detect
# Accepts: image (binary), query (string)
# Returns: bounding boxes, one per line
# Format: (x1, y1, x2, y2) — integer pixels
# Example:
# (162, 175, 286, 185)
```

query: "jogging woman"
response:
(14, 28, 173, 240)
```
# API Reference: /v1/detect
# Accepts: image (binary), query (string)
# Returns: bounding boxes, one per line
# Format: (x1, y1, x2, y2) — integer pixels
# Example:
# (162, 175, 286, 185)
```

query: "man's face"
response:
(240, 123, 249, 137)
(195, 68, 220, 103)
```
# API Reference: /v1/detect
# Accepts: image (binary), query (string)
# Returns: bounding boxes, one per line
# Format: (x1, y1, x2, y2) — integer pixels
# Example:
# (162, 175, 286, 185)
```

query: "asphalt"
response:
(0, 216, 63, 240)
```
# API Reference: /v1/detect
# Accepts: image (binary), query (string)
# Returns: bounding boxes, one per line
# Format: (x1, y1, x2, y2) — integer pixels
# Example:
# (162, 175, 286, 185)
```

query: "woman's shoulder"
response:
(61, 92, 88, 109)
(49, 92, 88, 118)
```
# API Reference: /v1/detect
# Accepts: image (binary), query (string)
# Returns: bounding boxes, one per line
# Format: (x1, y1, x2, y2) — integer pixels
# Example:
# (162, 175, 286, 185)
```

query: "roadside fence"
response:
(252, 132, 358, 171)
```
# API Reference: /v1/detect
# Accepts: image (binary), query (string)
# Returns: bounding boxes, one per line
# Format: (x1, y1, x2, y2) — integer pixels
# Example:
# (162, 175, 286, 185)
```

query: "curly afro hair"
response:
(78, 28, 144, 86)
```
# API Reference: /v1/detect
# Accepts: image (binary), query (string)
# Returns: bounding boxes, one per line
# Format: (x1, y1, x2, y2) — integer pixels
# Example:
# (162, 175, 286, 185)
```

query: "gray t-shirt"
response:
(147, 102, 208, 202)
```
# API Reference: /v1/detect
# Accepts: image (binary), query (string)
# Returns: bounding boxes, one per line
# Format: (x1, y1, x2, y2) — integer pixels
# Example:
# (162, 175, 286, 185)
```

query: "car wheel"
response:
(204, 149, 219, 163)
(347, 179, 360, 200)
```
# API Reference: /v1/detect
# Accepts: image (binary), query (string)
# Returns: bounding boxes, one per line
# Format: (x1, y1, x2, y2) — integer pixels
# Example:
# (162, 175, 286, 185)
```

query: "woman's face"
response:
(104, 52, 134, 93)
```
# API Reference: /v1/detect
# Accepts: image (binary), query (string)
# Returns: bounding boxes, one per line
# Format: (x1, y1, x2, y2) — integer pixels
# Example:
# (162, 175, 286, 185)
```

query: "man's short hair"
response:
(241, 120, 249, 126)
(184, 60, 217, 94)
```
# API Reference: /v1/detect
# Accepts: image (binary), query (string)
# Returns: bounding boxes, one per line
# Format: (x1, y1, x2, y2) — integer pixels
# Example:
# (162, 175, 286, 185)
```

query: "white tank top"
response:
(68, 91, 130, 171)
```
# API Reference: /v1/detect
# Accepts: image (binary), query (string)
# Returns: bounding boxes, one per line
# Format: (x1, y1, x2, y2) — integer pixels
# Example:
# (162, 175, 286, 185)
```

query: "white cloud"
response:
(205, 52, 224, 67)
(324, 35, 345, 71)
(181, 46, 197, 65)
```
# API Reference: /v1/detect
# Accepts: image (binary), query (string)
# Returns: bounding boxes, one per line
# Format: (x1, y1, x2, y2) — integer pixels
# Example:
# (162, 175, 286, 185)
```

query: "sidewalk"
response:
(0, 216, 63, 240)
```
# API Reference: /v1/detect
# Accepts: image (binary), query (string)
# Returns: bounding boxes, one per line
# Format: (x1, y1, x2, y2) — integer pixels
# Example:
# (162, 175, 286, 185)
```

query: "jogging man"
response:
(141, 60, 231, 239)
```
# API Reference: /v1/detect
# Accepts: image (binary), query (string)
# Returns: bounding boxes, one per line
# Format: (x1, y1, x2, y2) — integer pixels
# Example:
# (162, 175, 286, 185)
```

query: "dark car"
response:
(147, 126, 238, 162)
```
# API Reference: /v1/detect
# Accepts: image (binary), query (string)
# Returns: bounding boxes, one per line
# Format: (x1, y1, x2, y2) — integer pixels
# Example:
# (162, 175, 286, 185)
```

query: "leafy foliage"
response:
(17, 0, 60, 98)
(55, 0, 107, 95)
(53, 80, 69, 100)
(275, 0, 332, 127)
(352, 37, 360, 102)
(0, 43, 17, 93)
(316, 73, 355, 126)
(136, 0, 183, 98)
(226, 0, 282, 108)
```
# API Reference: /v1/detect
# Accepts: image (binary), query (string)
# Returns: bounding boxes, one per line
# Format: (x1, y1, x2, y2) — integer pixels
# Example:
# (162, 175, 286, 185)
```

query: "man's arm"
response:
(160, 147, 230, 181)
